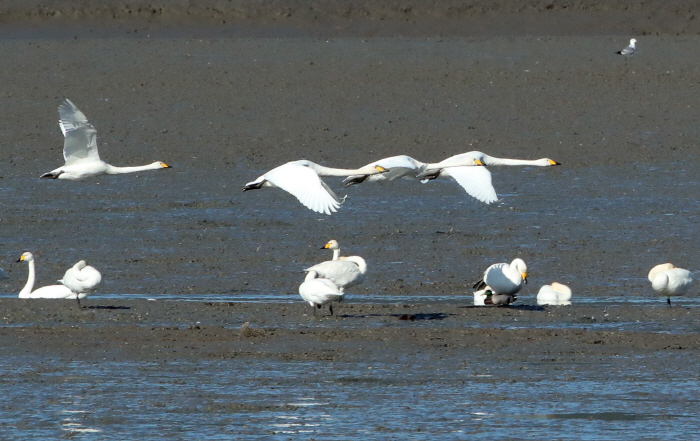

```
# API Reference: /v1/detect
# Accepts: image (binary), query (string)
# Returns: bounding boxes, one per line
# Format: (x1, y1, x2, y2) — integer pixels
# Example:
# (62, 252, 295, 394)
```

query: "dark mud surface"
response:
(1, 5, 699, 438)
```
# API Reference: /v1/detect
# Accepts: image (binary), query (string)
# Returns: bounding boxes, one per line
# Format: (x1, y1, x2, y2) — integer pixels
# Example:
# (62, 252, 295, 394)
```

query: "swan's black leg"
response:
(329, 304, 334, 316)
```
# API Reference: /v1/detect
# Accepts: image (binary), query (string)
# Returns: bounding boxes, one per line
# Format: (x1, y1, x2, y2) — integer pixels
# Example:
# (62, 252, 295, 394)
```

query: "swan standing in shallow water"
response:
(537, 282, 572, 306)
(298, 271, 344, 316)
(243, 160, 389, 215)
(17, 252, 76, 299)
(41, 99, 171, 180)
(60, 260, 102, 306)
(648, 263, 694, 307)
(474, 258, 528, 296)
(343, 154, 497, 204)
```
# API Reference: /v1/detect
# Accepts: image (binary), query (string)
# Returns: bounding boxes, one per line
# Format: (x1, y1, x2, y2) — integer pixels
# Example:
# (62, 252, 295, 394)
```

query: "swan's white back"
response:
(299, 274, 344, 307)
(60, 260, 102, 294)
(304, 256, 367, 291)
(537, 282, 572, 306)
(483, 258, 527, 295)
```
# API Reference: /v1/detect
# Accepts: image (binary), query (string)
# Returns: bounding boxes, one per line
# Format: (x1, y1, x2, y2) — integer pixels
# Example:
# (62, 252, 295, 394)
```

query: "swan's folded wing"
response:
(441, 166, 498, 204)
(265, 163, 344, 215)
(305, 260, 359, 284)
(59, 99, 101, 166)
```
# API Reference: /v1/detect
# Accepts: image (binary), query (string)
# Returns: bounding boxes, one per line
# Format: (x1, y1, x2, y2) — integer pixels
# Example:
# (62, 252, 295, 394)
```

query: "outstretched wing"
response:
(441, 166, 498, 204)
(58, 99, 100, 166)
(265, 163, 345, 215)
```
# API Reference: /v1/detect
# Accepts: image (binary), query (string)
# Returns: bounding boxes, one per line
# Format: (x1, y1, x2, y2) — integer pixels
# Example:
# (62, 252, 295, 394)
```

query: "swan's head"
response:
(322, 240, 340, 250)
(73, 260, 88, 270)
(512, 258, 527, 283)
(545, 159, 561, 166)
(648, 263, 675, 282)
(550, 282, 570, 294)
(18, 252, 34, 262)
(152, 162, 171, 169)
(374, 165, 389, 173)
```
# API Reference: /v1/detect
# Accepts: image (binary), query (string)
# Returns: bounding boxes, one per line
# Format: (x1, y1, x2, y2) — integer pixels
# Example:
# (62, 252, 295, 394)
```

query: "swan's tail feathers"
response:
(342, 174, 368, 187)
(473, 279, 487, 291)
(40, 171, 62, 179)
(242, 179, 265, 191)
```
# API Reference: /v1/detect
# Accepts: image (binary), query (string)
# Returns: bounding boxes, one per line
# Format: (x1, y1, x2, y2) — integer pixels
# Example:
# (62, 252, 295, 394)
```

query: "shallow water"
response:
(2, 352, 698, 440)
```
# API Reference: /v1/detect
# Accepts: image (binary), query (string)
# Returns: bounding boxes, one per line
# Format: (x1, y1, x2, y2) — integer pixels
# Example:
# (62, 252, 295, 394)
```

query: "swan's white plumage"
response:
(243, 160, 388, 215)
(304, 255, 367, 292)
(343, 155, 426, 186)
(299, 271, 344, 312)
(648, 263, 693, 305)
(476, 258, 527, 296)
(436, 166, 498, 204)
(322, 239, 341, 261)
(42, 99, 171, 180)
(473, 287, 490, 306)
(18, 252, 80, 299)
(537, 282, 572, 306)
(60, 260, 102, 295)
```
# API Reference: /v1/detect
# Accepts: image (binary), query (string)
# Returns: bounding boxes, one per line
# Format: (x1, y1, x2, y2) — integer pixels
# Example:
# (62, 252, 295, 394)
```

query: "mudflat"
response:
(1, 2, 699, 438)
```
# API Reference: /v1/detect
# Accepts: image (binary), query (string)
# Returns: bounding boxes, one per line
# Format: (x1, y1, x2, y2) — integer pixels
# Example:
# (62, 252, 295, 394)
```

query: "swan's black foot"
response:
(40, 172, 61, 179)
(342, 175, 367, 187)
(242, 181, 264, 191)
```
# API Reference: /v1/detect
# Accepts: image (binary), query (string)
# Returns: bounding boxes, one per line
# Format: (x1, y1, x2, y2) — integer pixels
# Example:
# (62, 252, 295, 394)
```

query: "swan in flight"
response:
(537, 282, 572, 306)
(304, 255, 367, 292)
(481, 289, 518, 306)
(60, 260, 102, 305)
(474, 258, 527, 296)
(40, 99, 171, 180)
(298, 271, 344, 316)
(322, 239, 341, 260)
(617, 38, 637, 56)
(17, 252, 77, 299)
(243, 160, 389, 215)
(342, 154, 497, 204)
(648, 263, 694, 307)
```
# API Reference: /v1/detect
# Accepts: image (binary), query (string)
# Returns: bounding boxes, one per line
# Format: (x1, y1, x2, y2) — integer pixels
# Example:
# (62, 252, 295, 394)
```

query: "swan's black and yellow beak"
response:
(475, 159, 485, 166)
(161, 162, 172, 168)
(18, 256, 26, 262)
(522, 272, 528, 284)
(548, 159, 561, 166)
(375, 165, 390, 173)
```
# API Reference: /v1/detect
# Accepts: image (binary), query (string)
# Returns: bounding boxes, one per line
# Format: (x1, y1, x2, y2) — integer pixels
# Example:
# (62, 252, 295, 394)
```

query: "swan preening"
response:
(298, 240, 367, 315)
(617, 38, 637, 56)
(648, 263, 694, 306)
(474, 258, 528, 296)
(298, 271, 344, 316)
(537, 282, 572, 306)
(245, 151, 561, 214)
(41, 99, 171, 180)
(18, 252, 101, 306)
(243, 160, 389, 215)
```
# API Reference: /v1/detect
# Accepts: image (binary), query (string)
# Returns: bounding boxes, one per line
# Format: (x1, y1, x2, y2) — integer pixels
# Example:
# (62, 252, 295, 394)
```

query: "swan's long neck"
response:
(332, 248, 340, 261)
(307, 163, 384, 177)
(481, 156, 552, 166)
(19, 260, 36, 297)
(105, 163, 163, 175)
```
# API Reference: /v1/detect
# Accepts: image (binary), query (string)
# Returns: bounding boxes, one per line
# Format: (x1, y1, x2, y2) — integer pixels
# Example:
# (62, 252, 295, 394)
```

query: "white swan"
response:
(17, 252, 78, 299)
(322, 239, 341, 260)
(617, 38, 637, 56)
(304, 255, 367, 292)
(343, 154, 496, 204)
(474, 258, 527, 296)
(40, 99, 171, 180)
(243, 160, 389, 215)
(537, 282, 572, 306)
(298, 271, 344, 316)
(60, 260, 102, 296)
(648, 263, 694, 306)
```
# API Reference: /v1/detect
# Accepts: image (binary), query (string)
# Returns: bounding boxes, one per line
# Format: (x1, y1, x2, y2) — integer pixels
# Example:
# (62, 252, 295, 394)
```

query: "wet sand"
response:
(1, 2, 700, 438)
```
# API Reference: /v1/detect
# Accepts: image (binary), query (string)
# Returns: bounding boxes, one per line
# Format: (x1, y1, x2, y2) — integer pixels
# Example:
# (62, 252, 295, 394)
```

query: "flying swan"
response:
(298, 271, 344, 316)
(343, 154, 497, 204)
(18, 252, 78, 299)
(648, 263, 694, 307)
(243, 160, 389, 215)
(474, 258, 528, 296)
(40, 99, 171, 180)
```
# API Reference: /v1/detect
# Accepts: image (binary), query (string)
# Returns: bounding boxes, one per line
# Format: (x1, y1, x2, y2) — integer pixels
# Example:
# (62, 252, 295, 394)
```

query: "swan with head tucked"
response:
(648, 263, 693, 307)
(474, 258, 528, 296)
(617, 38, 637, 56)
(60, 260, 102, 297)
(40, 99, 171, 180)
(304, 255, 367, 292)
(343, 154, 497, 204)
(298, 271, 344, 316)
(17, 252, 77, 299)
(243, 160, 389, 215)
(537, 282, 572, 306)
